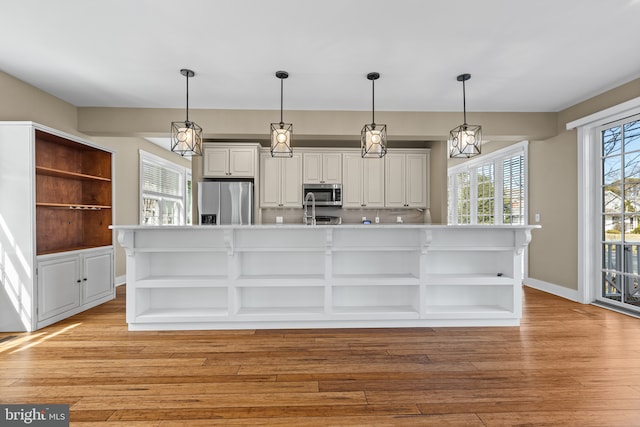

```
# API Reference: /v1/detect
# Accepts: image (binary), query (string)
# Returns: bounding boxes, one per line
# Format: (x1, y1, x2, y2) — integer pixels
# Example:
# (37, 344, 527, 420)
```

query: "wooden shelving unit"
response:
(34, 129, 112, 255)
(0, 122, 115, 331)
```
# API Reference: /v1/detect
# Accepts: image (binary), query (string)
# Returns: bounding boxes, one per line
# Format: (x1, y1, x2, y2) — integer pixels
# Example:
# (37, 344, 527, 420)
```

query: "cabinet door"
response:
(384, 153, 407, 207)
(342, 153, 364, 207)
(406, 153, 428, 208)
(203, 148, 230, 177)
(37, 255, 81, 321)
(363, 157, 385, 207)
(281, 154, 302, 207)
(302, 153, 322, 183)
(83, 250, 113, 304)
(260, 153, 282, 207)
(229, 148, 256, 177)
(322, 153, 342, 184)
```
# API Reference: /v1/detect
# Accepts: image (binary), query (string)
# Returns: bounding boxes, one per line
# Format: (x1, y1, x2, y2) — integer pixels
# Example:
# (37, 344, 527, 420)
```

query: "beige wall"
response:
(4, 66, 640, 295)
(528, 131, 578, 289)
(0, 71, 78, 135)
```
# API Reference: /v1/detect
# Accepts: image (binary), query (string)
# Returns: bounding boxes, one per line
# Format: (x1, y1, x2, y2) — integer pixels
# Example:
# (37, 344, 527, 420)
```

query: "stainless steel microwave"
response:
(303, 183, 342, 207)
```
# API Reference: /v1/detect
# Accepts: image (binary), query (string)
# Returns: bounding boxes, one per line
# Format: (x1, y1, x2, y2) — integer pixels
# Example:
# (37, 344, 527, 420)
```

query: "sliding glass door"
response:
(600, 116, 640, 312)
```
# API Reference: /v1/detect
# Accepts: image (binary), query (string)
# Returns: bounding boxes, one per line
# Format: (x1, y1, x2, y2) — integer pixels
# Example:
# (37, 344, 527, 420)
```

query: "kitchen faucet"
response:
(303, 192, 316, 225)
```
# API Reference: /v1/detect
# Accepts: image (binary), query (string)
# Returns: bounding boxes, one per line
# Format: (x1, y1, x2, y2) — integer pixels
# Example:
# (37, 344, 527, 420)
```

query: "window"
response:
(448, 141, 528, 225)
(140, 150, 192, 225)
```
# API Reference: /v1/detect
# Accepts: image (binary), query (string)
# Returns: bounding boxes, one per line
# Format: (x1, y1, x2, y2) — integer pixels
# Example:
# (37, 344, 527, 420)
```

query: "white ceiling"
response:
(1, 0, 639, 114)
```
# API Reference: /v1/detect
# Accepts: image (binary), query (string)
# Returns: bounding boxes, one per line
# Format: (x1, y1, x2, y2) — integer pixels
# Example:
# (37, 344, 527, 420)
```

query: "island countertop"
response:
(113, 224, 539, 331)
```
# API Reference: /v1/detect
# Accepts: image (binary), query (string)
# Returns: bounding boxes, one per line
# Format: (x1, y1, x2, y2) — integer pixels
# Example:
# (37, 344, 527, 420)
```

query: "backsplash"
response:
(261, 207, 431, 225)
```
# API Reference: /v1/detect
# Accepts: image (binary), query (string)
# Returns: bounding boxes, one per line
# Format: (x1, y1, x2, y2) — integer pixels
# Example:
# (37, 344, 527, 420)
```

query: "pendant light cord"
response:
(280, 77, 284, 125)
(462, 78, 467, 125)
(371, 78, 376, 126)
(185, 73, 190, 123)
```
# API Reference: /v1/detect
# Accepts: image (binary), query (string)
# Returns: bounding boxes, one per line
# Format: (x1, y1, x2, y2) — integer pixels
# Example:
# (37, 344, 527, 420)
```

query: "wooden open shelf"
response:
(35, 166, 111, 182)
(35, 130, 113, 255)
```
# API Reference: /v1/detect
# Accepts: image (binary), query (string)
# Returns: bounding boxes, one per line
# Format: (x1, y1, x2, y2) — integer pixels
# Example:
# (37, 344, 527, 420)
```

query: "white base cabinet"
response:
(115, 225, 537, 331)
(36, 247, 114, 329)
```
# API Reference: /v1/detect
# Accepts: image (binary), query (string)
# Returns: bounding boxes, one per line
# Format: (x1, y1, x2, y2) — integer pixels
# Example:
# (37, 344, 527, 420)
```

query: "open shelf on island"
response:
(332, 285, 420, 316)
(235, 274, 325, 284)
(332, 274, 419, 284)
(331, 305, 420, 319)
(423, 305, 514, 319)
(135, 287, 228, 321)
(135, 252, 228, 279)
(235, 306, 325, 317)
(136, 307, 229, 322)
(136, 275, 228, 288)
(424, 285, 514, 315)
(236, 286, 324, 315)
(426, 273, 514, 285)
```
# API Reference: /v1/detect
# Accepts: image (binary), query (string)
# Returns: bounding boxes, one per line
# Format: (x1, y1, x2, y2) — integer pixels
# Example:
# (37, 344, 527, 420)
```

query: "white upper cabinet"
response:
(260, 152, 302, 207)
(203, 145, 257, 178)
(385, 151, 429, 208)
(303, 152, 342, 184)
(342, 153, 385, 208)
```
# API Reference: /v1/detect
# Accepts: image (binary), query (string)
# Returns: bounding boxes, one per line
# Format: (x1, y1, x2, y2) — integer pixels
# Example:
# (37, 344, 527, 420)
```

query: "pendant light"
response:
(361, 72, 387, 158)
(171, 68, 202, 156)
(270, 71, 293, 157)
(449, 73, 481, 158)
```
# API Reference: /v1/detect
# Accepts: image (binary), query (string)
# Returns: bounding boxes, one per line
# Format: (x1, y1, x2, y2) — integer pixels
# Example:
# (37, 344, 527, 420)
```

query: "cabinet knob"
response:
(83, 278, 88, 281)
(76, 279, 81, 283)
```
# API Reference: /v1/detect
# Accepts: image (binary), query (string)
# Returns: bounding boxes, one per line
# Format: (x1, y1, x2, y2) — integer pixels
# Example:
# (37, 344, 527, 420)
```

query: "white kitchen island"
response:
(113, 224, 538, 330)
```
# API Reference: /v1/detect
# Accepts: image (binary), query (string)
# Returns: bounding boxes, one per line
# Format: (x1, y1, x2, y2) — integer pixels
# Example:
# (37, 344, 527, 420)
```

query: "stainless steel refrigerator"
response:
(198, 180, 253, 225)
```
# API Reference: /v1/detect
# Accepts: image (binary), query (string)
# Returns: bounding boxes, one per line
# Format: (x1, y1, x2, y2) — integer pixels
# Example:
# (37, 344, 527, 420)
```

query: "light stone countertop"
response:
(111, 224, 540, 230)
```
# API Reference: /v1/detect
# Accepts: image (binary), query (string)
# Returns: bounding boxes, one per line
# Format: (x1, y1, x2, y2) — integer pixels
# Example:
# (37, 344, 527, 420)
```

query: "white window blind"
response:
(142, 161, 182, 197)
(503, 154, 525, 225)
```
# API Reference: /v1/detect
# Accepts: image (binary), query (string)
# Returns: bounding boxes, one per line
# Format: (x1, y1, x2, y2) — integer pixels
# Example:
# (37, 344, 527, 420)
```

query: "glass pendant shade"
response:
(171, 120, 203, 156)
(270, 71, 293, 157)
(449, 73, 481, 158)
(270, 122, 293, 157)
(361, 72, 387, 158)
(361, 123, 388, 158)
(171, 68, 202, 157)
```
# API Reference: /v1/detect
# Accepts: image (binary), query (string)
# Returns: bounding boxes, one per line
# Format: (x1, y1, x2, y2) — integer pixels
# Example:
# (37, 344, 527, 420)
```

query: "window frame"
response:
(139, 150, 192, 226)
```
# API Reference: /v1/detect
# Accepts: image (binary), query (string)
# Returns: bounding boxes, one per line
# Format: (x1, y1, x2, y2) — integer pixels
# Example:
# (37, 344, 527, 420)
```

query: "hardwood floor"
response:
(1, 286, 640, 426)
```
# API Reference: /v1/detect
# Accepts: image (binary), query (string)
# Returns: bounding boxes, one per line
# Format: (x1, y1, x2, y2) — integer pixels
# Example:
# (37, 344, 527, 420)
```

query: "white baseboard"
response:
(524, 277, 580, 303)
(115, 275, 126, 287)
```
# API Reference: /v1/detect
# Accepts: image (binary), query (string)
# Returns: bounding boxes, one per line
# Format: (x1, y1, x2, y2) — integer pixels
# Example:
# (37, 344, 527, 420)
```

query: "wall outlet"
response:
(396, 216, 403, 224)
(276, 216, 283, 224)
(375, 216, 380, 224)
(534, 213, 540, 223)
